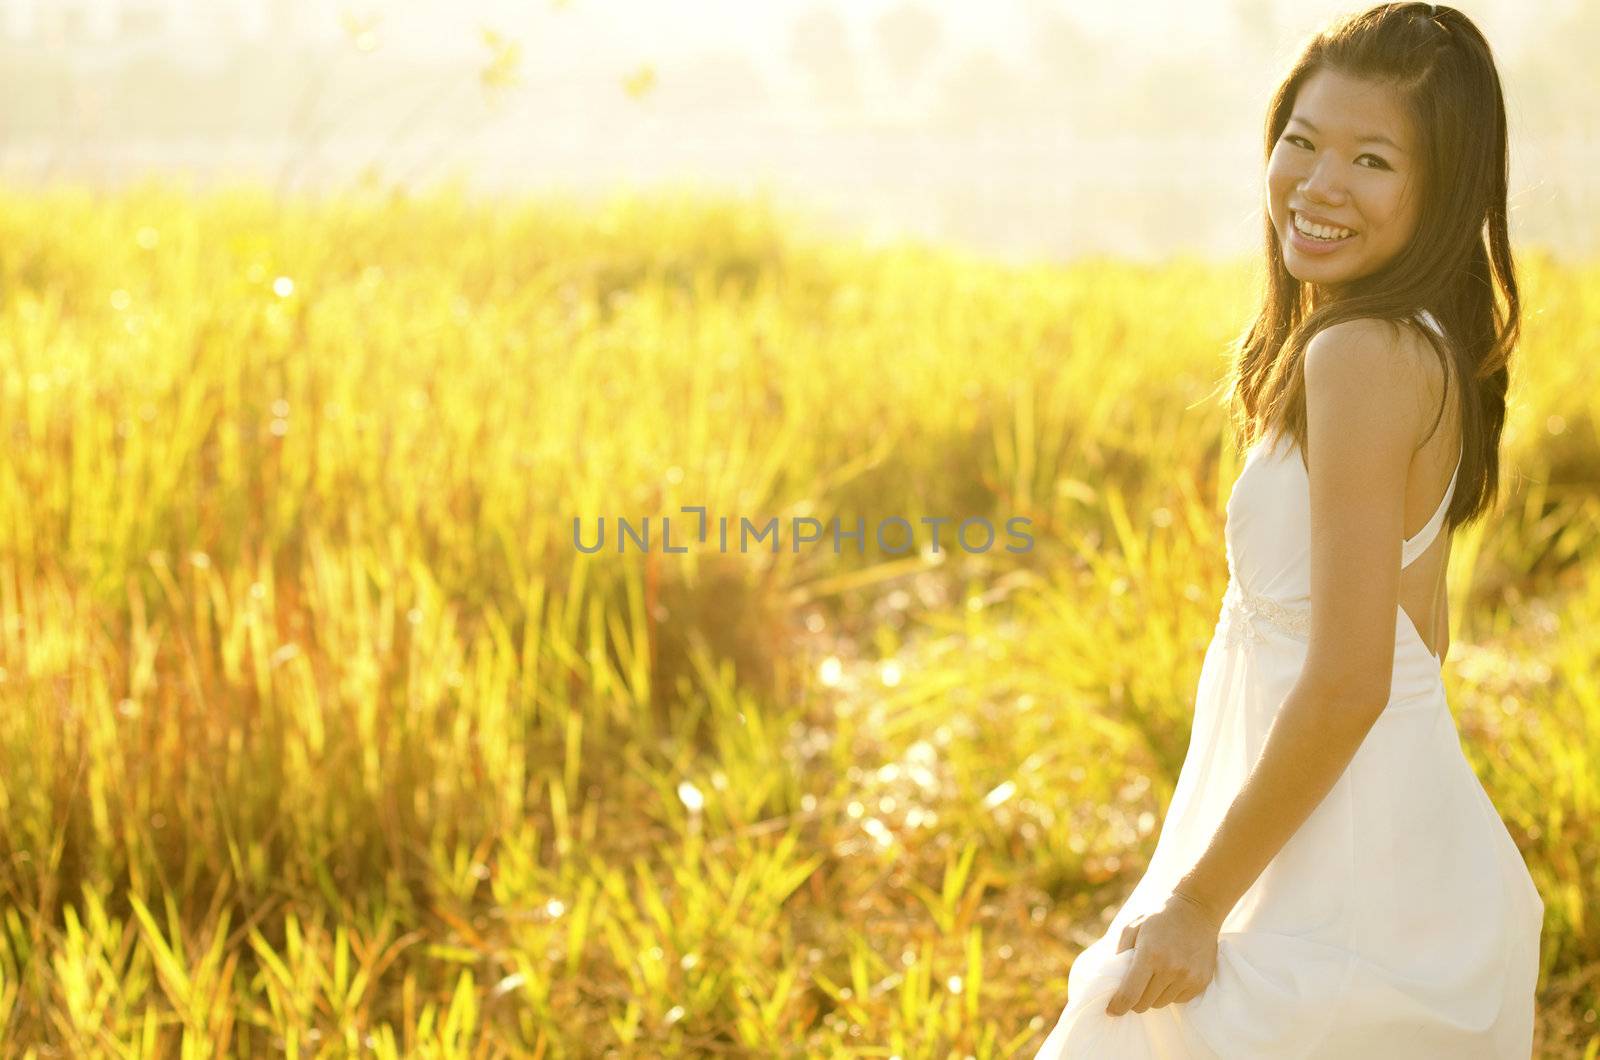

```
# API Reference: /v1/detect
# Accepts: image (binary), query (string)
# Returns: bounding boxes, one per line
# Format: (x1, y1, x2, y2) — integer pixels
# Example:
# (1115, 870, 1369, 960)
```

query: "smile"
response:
(1291, 210, 1356, 242)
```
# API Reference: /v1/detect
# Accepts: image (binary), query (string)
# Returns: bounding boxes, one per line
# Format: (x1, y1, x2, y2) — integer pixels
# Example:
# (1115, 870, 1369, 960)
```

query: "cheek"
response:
(1265, 159, 1288, 200)
(1265, 149, 1287, 183)
(1397, 186, 1423, 233)
(1369, 186, 1415, 234)
(1265, 152, 1299, 200)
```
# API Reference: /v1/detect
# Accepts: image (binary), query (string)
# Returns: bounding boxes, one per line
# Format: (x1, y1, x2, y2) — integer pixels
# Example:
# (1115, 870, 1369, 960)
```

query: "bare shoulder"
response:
(1304, 318, 1436, 444)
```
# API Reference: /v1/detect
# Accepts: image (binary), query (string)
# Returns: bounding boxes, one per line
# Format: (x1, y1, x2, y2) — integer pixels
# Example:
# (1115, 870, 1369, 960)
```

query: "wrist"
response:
(1168, 885, 1227, 929)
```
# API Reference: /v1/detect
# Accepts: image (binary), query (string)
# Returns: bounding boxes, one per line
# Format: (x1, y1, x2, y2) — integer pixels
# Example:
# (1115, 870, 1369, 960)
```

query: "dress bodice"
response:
(1220, 309, 1460, 688)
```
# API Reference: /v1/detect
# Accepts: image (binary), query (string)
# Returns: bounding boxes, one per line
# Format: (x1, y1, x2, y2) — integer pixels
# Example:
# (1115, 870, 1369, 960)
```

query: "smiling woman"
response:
(1270, 67, 1421, 296)
(1033, 3, 1541, 1058)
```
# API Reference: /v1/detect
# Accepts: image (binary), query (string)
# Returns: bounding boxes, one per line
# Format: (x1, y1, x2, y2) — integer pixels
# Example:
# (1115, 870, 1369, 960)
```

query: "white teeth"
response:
(1294, 212, 1354, 240)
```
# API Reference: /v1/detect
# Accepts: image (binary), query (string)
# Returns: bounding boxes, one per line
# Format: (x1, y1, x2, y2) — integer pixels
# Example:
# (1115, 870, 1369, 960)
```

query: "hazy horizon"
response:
(1, 0, 1594, 263)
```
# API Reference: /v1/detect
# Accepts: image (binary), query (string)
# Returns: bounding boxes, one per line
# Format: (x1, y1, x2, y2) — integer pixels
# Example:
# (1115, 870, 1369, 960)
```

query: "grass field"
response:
(0, 180, 1595, 1056)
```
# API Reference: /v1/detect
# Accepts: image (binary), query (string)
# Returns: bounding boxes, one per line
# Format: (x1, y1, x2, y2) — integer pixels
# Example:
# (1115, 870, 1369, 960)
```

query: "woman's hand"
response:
(1105, 891, 1222, 1016)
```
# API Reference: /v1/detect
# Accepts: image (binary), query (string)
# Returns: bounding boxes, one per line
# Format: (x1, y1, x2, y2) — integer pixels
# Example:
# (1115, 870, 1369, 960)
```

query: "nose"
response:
(1300, 156, 1348, 207)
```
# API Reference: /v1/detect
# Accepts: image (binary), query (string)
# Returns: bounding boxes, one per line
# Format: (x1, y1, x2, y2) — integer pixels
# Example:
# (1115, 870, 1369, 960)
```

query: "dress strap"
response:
(1401, 447, 1461, 569)
(1400, 308, 1458, 570)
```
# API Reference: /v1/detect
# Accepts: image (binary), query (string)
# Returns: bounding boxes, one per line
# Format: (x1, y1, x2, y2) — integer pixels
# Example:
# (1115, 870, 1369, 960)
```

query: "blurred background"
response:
(1, 0, 1597, 261)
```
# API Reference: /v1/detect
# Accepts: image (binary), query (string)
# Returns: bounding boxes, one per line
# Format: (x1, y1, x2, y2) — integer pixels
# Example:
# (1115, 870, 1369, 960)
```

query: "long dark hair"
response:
(1225, 2, 1515, 531)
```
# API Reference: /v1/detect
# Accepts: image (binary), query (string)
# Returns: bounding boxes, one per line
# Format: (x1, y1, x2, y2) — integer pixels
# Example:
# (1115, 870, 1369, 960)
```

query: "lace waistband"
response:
(1219, 581, 1312, 649)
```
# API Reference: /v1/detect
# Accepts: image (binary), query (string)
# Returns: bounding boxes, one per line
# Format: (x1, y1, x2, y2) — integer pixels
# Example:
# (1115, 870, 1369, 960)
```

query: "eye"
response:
(1281, 134, 1393, 170)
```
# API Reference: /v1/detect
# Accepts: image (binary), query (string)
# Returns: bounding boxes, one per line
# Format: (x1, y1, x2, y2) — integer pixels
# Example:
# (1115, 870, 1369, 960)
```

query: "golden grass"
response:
(0, 178, 1595, 1056)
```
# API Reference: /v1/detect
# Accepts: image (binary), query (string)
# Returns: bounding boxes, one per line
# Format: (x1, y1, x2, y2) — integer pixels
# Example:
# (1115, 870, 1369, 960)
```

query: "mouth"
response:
(1290, 210, 1358, 245)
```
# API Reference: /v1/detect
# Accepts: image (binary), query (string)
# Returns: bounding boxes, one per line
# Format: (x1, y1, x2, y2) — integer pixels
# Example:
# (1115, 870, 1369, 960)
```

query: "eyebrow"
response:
(1287, 114, 1407, 154)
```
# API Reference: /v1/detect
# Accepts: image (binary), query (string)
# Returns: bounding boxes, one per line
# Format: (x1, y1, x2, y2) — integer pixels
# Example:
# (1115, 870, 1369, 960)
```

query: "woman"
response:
(1035, 4, 1543, 1057)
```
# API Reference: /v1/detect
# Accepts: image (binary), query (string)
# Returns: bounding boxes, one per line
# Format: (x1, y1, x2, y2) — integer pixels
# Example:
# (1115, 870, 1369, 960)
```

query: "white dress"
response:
(1034, 311, 1544, 1059)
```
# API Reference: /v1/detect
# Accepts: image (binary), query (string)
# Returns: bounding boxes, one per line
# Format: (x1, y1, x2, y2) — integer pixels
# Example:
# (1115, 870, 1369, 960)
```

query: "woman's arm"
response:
(1172, 318, 1432, 925)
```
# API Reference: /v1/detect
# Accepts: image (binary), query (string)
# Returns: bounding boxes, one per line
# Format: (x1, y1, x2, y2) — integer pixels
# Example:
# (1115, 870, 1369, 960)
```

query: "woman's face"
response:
(1267, 67, 1422, 300)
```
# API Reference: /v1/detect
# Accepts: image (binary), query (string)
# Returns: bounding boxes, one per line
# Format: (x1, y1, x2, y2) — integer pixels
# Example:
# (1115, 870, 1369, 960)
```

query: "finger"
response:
(1131, 969, 1169, 1013)
(1147, 979, 1184, 1010)
(1115, 920, 1142, 954)
(1186, 968, 1216, 1002)
(1106, 959, 1153, 1016)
